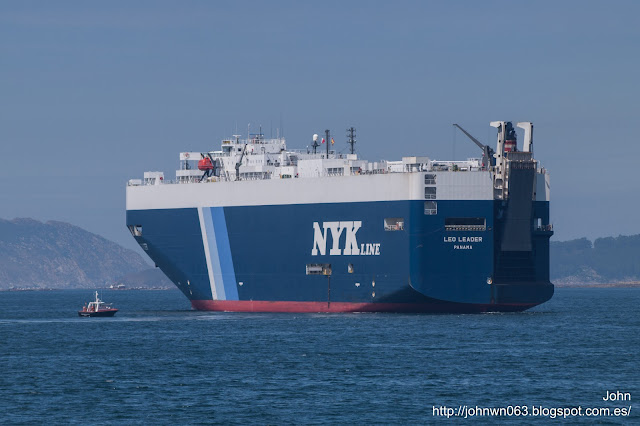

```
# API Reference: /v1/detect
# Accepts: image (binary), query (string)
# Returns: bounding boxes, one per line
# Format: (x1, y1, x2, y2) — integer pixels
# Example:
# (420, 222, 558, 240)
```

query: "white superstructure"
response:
(126, 124, 551, 211)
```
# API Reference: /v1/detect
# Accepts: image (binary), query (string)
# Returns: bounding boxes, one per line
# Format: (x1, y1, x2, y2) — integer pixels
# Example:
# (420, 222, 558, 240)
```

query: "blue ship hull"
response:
(126, 199, 553, 313)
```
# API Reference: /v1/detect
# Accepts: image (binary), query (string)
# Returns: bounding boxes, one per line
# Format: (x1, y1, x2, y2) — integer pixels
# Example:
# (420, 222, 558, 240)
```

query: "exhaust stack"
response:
(517, 122, 534, 154)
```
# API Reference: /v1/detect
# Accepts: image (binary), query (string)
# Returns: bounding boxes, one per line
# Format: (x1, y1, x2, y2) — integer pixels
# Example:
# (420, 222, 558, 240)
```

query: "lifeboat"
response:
(198, 157, 213, 171)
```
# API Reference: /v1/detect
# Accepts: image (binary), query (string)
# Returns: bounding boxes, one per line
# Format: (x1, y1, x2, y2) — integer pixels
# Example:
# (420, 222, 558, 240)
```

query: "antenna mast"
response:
(325, 129, 330, 157)
(346, 127, 356, 154)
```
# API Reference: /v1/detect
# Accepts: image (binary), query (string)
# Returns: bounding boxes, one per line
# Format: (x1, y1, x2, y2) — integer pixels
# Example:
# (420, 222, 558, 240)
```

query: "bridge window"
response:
(424, 201, 437, 215)
(445, 217, 486, 231)
(384, 218, 404, 231)
(425, 174, 436, 185)
(425, 187, 436, 199)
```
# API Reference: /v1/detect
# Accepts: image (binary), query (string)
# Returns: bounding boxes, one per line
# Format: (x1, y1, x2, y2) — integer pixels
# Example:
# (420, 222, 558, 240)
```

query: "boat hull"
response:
(127, 198, 554, 313)
(190, 300, 539, 313)
(78, 309, 118, 317)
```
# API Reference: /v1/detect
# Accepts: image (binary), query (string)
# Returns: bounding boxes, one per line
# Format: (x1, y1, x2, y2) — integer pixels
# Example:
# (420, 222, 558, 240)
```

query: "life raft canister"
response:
(198, 157, 213, 171)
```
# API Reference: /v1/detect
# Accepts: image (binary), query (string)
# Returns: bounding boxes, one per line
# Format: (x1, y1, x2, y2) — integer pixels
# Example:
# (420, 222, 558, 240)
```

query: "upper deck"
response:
(128, 132, 491, 186)
(126, 122, 550, 208)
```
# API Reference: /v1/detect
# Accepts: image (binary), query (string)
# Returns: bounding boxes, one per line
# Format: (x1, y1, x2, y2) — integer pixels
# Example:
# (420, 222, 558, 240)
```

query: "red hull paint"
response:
(191, 300, 535, 313)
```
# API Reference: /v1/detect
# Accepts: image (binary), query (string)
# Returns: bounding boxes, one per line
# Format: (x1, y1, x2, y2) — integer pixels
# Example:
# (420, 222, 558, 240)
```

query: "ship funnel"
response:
(490, 121, 505, 153)
(517, 122, 533, 154)
(503, 122, 517, 152)
(490, 121, 506, 168)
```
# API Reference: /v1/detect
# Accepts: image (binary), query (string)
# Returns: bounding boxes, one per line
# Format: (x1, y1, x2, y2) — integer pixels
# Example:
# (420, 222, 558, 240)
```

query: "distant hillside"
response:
(551, 234, 640, 285)
(0, 218, 151, 289)
(2, 217, 638, 289)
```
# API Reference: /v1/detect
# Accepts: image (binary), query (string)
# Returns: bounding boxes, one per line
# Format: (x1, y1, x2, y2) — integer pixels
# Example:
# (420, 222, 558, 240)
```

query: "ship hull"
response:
(126, 198, 554, 313)
(190, 300, 538, 313)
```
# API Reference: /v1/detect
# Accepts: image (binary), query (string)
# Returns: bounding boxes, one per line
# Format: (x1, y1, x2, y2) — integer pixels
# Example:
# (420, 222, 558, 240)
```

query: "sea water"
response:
(0, 288, 637, 424)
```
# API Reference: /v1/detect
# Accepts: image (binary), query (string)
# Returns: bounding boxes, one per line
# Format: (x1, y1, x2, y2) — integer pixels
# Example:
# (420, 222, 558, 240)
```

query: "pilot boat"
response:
(78, 291, 118, 317)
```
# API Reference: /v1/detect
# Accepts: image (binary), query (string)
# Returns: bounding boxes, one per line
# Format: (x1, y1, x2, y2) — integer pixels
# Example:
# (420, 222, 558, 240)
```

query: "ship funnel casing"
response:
(490, 121, 506, 157)
(516, 122, 534, 154)
(503, 122, 517, 152)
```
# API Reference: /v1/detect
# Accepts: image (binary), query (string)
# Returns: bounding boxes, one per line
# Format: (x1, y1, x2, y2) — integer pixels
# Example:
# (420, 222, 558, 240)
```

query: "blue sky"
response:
(1, 0, 639, 253)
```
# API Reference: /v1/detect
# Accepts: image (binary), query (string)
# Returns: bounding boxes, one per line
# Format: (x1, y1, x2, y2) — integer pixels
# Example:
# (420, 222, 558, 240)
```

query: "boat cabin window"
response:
(425, 174, 436, 185)
(445, 217, 486, 231)
(128, 225, 143, 237)
(424, 187, 436, 200)
(424, 201, 437, 215)
(384, 218, 404, 231)
(306, 263, 331, 275)
(327, 167, 344, 176)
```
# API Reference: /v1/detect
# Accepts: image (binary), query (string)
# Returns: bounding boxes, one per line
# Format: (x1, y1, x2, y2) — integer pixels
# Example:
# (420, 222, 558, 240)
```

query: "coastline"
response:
(554, 281, 640, 288)
(2, 283, 639, 291)
(0, 287, 175, 292)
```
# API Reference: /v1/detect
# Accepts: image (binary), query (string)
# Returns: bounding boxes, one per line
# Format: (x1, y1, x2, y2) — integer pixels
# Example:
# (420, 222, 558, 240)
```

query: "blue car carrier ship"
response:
(126, 121, 554, 313)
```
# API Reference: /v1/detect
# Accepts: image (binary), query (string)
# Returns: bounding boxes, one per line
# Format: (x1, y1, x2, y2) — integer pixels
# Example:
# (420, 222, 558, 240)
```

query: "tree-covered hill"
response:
(2, 217, 638, 289)
(0, 218, 151, 289)
(551, 234, 640, 284)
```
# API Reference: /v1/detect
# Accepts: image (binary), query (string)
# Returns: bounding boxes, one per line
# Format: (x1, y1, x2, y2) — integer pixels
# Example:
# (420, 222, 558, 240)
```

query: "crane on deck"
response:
(235, 144, 248, 181)
(453, 124, 495, 170)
